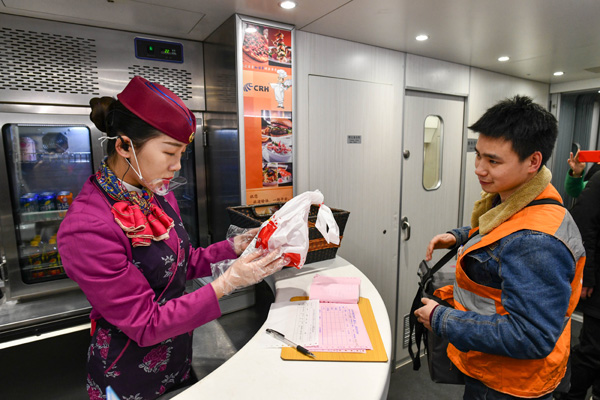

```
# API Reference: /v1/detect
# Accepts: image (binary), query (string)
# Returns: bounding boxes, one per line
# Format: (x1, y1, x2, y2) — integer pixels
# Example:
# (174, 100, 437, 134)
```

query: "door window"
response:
(423, 115, 443, 190)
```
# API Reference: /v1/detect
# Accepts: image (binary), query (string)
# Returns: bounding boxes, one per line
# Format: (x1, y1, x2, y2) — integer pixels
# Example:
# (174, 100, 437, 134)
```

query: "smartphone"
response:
(577, 150, 600, 162)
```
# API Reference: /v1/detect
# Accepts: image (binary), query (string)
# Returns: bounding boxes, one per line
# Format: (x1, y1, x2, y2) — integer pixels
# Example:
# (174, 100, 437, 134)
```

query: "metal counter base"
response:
(0, 288, 91, 345)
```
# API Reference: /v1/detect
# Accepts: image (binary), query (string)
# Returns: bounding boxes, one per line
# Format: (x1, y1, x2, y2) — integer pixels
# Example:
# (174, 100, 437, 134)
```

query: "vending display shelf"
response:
(19, 151, 91, 164)
(20, 210, 67, 223)
(21, 263, 65, 282)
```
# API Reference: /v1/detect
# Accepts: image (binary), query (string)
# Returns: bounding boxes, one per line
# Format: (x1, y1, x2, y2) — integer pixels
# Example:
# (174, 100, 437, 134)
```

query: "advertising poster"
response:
(241, 21, 293, 205)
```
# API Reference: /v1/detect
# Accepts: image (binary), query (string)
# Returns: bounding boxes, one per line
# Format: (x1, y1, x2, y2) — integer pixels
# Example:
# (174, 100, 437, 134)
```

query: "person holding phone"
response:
(565, 150, 600, 198)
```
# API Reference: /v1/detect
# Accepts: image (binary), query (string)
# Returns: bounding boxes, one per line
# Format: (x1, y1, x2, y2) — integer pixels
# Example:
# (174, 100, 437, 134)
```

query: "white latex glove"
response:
(211, 249, 288, 298)
(228, 227, 260, 256)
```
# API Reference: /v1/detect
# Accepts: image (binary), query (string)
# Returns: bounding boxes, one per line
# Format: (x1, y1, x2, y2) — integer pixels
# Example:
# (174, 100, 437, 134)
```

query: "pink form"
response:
(307, 275, 372, 352)
(309, 274, 360, 304)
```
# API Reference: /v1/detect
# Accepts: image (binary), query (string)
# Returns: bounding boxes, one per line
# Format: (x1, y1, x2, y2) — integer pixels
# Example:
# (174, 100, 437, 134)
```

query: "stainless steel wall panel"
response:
(203, 112, 240, 244)
(204, 16, 237, 113)
(0, 13, 205, 110)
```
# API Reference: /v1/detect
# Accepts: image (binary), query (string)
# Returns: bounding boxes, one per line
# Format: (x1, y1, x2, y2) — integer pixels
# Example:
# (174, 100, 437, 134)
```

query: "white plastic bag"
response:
(242, 190, 340, 269)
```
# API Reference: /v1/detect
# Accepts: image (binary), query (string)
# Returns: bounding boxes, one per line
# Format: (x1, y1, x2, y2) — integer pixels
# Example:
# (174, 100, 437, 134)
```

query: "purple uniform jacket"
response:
(57, 176, 236, 399)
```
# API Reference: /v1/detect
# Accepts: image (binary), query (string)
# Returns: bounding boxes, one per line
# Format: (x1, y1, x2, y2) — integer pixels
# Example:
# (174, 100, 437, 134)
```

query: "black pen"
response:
(266, 328, 316, 358)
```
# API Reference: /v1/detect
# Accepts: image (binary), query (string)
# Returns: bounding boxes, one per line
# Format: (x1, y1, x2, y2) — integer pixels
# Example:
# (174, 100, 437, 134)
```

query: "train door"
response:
(396, 90, 465, 365)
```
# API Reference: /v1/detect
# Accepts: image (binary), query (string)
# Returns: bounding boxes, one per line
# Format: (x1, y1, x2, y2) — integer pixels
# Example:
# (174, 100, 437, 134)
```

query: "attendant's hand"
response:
(425, 233, 457, 261)
(232, 227, 259, 255)
(581, 286, 594, 300)
(414, 298, 440, 331)
(568, 151, 585, 178)
(211, 249, 288, 298)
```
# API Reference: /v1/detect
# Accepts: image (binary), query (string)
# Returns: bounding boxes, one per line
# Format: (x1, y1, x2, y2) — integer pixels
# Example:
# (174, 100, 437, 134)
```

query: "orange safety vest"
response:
(447, 185, 585, 398)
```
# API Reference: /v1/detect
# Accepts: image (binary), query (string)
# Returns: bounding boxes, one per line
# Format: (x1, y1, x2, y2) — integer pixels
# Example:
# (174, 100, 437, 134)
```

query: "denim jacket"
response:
(430, 168, 583, 360)
(431, 225, 576, 359)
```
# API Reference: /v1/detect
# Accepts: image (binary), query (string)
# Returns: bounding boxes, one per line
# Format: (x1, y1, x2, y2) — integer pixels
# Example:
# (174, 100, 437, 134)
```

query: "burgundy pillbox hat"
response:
(117, 76, 196, 143)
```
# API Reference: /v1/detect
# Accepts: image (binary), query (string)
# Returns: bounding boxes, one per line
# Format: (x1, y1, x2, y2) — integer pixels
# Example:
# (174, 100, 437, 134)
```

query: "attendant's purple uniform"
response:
(57, 176, 236, 399)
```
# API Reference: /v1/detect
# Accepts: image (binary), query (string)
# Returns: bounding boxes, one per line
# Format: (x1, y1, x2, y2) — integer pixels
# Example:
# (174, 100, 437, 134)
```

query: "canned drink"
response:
(20, 136, 37, 162)
(20, 193, 39, 212)
(38, 192, 56, 211)
(56, 191, 73, 210)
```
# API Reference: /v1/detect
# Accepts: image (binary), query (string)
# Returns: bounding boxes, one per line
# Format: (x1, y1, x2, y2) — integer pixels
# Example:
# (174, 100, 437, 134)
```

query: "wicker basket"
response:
(227, 202, 350, 264)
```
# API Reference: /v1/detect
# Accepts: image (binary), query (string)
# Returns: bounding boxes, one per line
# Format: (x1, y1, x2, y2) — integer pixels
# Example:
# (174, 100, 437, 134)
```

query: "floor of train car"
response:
(0, 283, 588, 399)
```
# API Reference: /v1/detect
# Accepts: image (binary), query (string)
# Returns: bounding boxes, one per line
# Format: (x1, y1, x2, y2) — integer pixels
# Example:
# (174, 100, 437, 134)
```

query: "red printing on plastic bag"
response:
(282, 252, 301, 269)
(255, 219, 302, 268)
(256, 219, 277, 249)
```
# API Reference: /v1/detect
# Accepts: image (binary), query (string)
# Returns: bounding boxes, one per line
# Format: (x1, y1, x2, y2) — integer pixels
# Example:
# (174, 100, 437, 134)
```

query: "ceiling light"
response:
(245, 26, 257, 33)
(415, 34, 429, 41)
(279, 1, 296, 9)
(553, 71, 564, 76)
(498, 56, 510, 62)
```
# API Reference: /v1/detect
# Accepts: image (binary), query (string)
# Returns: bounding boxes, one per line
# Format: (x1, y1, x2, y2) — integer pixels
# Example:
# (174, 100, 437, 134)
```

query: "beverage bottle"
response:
(29, 239, 42, 267)
(45, 238, 59, 267)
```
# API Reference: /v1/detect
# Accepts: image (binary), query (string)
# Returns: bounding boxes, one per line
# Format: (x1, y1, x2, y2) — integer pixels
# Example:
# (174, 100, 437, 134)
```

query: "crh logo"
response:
(243, 83, 270, 92)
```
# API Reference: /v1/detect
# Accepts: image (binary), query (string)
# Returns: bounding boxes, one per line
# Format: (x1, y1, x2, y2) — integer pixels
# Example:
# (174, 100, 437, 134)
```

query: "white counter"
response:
(174, 256, 392, 400)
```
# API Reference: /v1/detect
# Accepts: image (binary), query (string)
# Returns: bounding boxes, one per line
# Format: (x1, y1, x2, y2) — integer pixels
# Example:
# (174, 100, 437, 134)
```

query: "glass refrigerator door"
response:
(2, 124, 92, 284)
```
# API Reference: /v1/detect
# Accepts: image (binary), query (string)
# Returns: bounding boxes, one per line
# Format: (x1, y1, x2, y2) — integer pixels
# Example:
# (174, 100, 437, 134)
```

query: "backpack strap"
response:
(526, 198, 564, 207)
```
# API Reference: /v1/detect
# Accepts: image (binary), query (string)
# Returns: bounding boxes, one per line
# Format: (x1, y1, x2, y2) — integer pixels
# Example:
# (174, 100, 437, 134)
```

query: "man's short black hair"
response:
(468, 95, 558, 167)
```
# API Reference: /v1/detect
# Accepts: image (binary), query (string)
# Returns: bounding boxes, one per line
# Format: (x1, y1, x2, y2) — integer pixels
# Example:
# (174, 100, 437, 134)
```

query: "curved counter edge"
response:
(174, 256, 392, 400)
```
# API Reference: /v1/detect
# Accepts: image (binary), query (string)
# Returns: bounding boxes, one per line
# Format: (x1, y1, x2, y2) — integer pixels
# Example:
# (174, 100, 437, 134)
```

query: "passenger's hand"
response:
(232, 227, 259, 256)
(568, 151, 585, 178)
(425, 233, 457, 261)
(414, 297, 440, 331)
(581, 286, 594, 300)
(211, 249, 288, 298)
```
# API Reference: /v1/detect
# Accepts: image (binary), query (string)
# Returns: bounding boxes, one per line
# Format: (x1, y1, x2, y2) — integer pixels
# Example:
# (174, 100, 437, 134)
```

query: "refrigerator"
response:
(2, 118, 94, 290)
(0, 107, 105, 301)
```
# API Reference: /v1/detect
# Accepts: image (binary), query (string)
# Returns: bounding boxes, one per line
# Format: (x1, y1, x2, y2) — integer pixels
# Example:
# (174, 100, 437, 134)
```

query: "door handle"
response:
(0, 255, 7, 282)
(401, 216, 411, 241)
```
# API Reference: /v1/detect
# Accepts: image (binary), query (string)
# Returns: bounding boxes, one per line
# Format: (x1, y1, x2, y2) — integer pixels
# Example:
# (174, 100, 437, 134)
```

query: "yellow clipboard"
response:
(281, 297, 388, 362)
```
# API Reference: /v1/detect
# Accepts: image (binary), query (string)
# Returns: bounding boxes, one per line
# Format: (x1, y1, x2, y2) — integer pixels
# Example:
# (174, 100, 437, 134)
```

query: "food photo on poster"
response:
(261, 111, 292, 137)
(261, 161, 292, 188)
(242, 23, 292, 66)
(263, 162, 278, 187)
(242, 24, 270, 63)
(268, 30, 292, 66)
(277, 164, 292, 186)
(263, 139, 292, 163)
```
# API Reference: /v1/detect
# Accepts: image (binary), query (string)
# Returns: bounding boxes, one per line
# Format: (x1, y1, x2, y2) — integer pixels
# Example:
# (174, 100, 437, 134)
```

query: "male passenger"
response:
(415, 95, 585, 400)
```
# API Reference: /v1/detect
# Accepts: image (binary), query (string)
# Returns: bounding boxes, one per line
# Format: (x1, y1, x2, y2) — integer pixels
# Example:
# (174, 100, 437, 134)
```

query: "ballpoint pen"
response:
(266, 328, 316, 358)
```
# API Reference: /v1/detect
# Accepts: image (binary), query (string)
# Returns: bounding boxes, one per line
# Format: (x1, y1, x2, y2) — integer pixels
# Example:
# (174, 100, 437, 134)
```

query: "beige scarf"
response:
(470, 166, 553, 235)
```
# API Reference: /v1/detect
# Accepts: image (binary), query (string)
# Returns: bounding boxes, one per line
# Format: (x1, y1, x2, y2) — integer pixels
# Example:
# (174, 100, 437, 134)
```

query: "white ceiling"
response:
(3, 0, 600, 85)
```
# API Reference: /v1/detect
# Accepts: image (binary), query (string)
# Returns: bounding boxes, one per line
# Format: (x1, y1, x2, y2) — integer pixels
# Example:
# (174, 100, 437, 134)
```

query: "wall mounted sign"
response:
(239, 18, 294, 205)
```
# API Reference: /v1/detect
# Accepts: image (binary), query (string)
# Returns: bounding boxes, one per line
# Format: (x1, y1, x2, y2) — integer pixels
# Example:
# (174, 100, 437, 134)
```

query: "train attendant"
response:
(57, 76, 287, 400)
